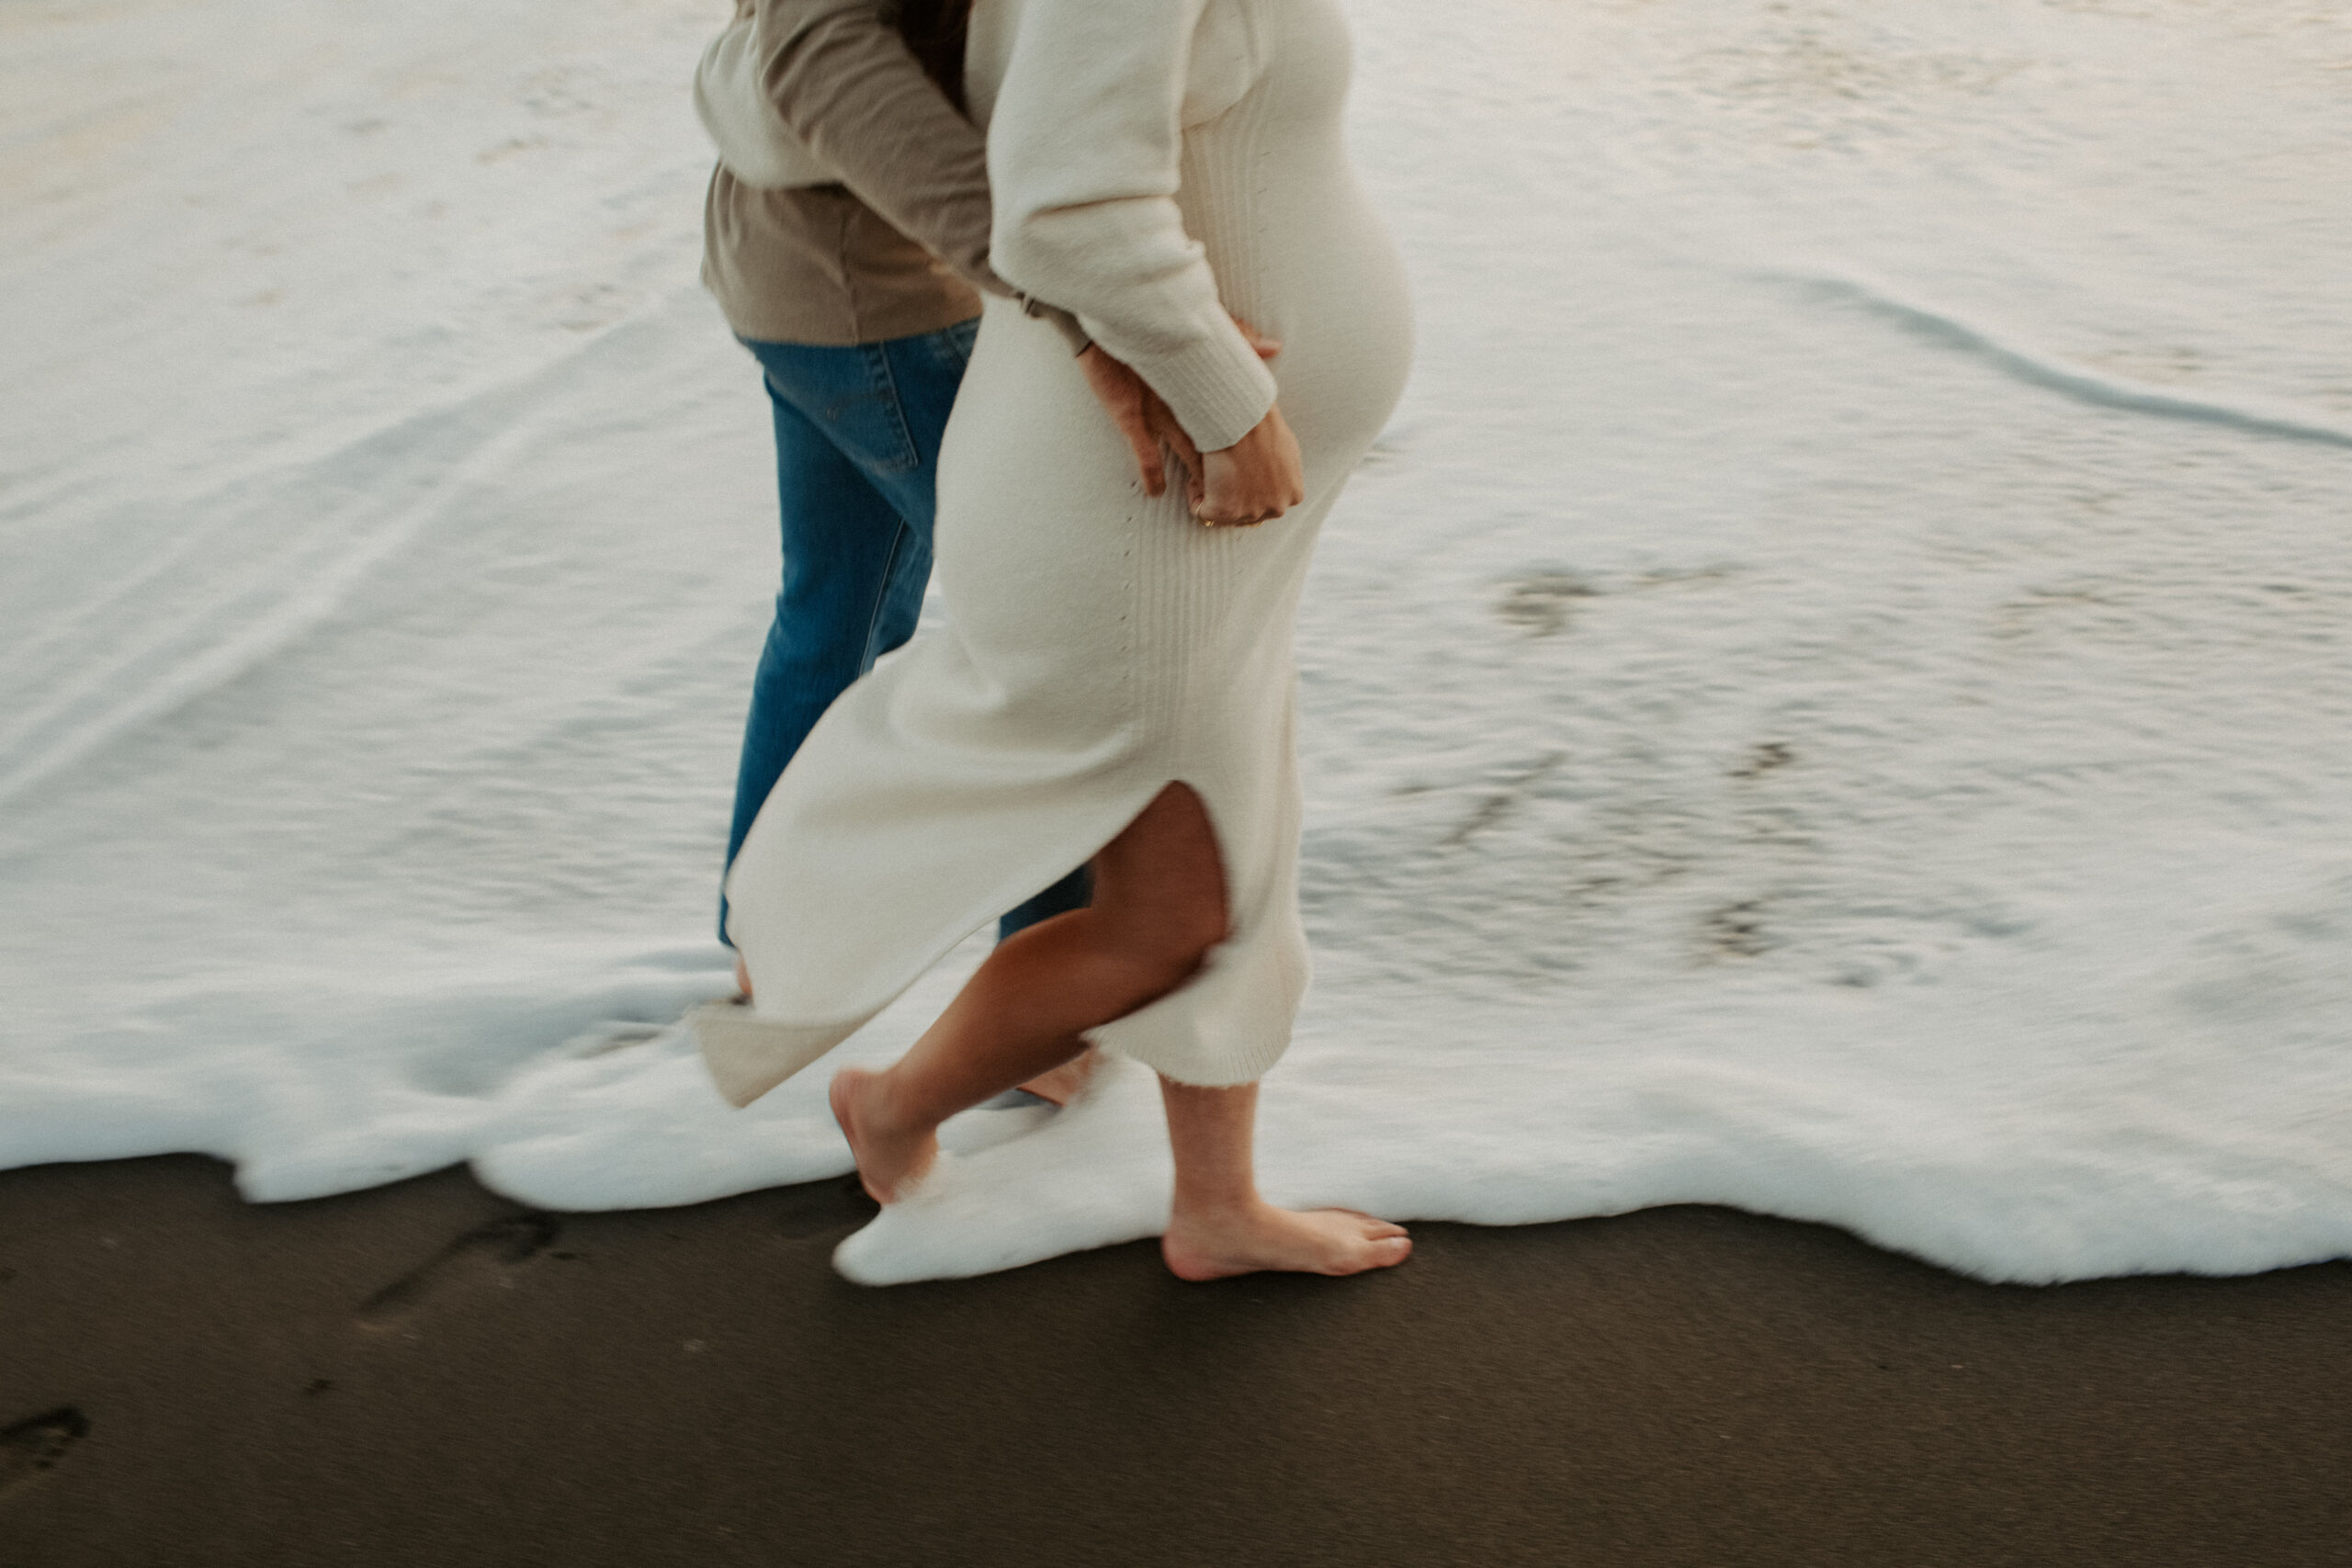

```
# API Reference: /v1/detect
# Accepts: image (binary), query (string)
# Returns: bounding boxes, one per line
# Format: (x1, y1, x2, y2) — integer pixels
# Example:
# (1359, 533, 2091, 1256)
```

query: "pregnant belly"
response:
(1201, 171, 1415, 478)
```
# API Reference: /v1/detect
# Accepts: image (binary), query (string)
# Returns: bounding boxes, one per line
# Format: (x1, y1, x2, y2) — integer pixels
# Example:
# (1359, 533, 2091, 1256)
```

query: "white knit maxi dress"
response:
(706, 0, 1413, 1104)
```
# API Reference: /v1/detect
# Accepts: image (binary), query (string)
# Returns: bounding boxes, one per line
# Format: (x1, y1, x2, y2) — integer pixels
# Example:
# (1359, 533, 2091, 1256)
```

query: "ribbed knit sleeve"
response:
(986, 0, 1276, 451)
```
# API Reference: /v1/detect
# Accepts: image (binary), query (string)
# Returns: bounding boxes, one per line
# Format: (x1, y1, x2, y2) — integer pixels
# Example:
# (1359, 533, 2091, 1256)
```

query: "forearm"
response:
(986, 0, 1274, 449)
(752, 0, 1091, 351)
(756, 1, 996, 276)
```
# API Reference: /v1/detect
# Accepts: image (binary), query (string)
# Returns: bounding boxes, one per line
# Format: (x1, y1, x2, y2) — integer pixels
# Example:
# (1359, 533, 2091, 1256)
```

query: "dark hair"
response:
(896, 0, 976, 114)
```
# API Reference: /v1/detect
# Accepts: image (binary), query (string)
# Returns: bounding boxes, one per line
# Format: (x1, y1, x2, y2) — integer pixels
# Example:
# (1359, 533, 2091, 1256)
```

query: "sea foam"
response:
(5, 0, 2348, 1284)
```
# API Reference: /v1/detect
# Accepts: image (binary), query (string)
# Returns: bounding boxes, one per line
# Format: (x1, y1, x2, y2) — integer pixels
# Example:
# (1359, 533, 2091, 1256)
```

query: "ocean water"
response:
(4, 0, 2347, 1283)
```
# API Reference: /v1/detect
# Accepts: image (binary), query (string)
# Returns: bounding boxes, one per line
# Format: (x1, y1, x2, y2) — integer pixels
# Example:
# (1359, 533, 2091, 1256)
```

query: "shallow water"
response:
(4, 0, 2348, 1281)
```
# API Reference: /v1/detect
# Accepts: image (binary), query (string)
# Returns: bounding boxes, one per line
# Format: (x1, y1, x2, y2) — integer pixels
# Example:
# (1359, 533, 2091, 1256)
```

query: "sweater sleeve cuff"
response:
(1126, 315, 1278, 451)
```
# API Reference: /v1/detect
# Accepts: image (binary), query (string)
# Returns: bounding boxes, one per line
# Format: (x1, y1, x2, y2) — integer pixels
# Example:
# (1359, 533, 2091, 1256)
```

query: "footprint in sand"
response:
(356, 1213, 560, 1330)
(0, 1408, 89, 1500)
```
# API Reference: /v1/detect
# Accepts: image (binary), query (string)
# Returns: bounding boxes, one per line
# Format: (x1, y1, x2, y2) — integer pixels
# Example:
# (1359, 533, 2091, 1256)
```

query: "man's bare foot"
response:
(1015, 1044, 1101, 1108)
(1160, 1201, 1412, 1281)
(829, 1067, 938, 1204)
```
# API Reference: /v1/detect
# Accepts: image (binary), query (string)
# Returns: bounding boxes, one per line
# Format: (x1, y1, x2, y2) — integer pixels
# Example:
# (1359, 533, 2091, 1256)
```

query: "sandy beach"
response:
(6, 1155, 2346, 1567)
(6, 0, 2349, 1553)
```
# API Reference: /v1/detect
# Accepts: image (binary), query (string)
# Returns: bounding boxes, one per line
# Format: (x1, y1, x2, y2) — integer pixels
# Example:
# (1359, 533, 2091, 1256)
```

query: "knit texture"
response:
(713, 0, 1413, 1100)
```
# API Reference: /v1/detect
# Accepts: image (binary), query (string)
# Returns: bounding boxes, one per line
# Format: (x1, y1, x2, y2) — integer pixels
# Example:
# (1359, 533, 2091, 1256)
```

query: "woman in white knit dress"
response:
(708, 0, 1415, 1278)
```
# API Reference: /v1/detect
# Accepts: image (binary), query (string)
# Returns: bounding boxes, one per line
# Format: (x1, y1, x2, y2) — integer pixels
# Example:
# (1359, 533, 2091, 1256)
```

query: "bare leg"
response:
(831, 784, 1230, 1201)
(1014, 1042, 1101, 1108)
(745, 933, 1094, 1105)
(1158, 1078, 1411, 1280)
(833, 783, 1412, 1280)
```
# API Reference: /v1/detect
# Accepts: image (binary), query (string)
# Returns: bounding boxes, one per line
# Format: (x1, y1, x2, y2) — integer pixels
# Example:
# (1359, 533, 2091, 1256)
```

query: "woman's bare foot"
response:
(734, 952, 752, 1001)
(829, 1067, 938, 1204)
(1015, 1044, 1101, 1108)
(1161, 1201, 1411, 1281)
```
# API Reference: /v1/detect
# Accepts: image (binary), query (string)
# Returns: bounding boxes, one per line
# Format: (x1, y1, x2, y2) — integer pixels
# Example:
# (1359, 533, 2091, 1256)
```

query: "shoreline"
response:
(5, 1154, 2346, 1566)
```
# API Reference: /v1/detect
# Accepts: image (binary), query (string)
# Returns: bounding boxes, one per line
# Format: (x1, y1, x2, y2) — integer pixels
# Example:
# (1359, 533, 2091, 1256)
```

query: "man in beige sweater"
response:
(702, 0, 1203, 1103)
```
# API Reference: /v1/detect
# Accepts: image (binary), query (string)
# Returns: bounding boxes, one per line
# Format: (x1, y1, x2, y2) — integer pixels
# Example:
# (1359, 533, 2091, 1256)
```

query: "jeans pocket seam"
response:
(863, 344, 922, 474)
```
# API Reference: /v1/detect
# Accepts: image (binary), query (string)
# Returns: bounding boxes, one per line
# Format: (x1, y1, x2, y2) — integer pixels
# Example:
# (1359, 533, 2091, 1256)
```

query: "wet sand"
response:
(2, 1154, 2346, 1567)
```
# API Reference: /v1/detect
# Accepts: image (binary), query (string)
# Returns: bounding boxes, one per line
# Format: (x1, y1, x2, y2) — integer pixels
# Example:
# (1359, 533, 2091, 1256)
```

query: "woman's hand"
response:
(1078, 345, 1187, 498)
(1075, 320, 1283, 507)
(1196, 405, 1305, 528)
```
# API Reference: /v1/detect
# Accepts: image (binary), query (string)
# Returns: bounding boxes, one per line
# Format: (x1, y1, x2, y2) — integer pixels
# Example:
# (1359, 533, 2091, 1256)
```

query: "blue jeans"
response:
(723, 321, 1090, 945)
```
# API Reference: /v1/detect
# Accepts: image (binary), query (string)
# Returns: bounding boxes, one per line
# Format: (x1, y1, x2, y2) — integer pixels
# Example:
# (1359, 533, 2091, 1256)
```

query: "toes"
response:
(1329, 1209, 1409, 1241)
(1326, 1234, 1410, 1275)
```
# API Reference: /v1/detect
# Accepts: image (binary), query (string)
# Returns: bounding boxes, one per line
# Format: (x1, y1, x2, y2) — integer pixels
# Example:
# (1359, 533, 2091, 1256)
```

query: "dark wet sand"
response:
(2, 1155, 2346, 1568)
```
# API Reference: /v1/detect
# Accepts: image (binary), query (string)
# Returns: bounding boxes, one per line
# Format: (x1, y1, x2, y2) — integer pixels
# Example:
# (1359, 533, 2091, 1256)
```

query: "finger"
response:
(1169, 446, 1201, 504)
(1142, 393, 1202, 477)
(1162, 419, 1202, 477)
(1117, 412, 1165, 496)
(1230, 315, 1283, 359)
